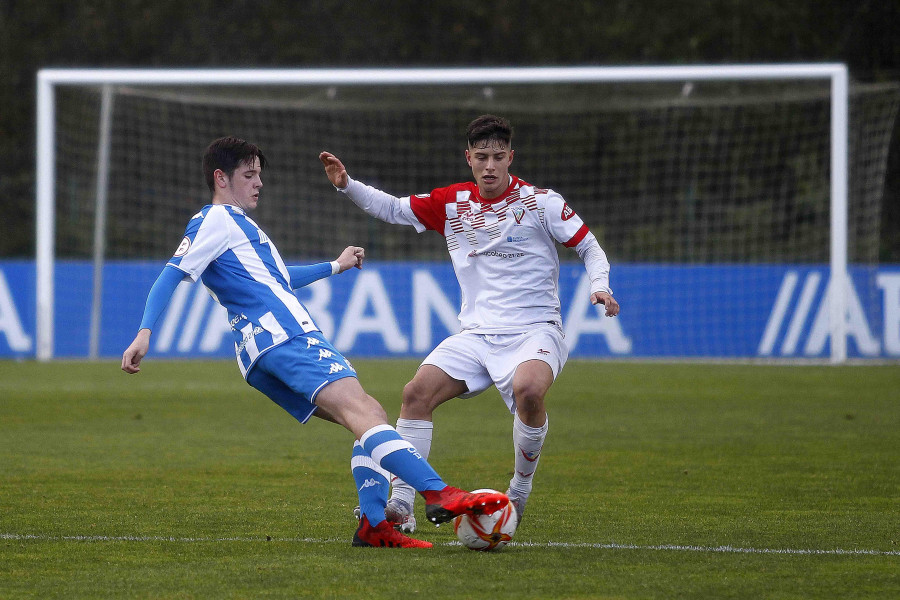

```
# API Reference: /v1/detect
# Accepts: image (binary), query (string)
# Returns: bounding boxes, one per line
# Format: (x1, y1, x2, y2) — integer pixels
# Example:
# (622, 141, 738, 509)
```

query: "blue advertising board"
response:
(1, 261, 898, 359)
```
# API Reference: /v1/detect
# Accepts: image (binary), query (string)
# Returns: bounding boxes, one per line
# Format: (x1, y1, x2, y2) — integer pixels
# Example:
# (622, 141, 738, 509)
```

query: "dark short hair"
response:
(466, 115, 513, 148)
(202, 136, 268, 192)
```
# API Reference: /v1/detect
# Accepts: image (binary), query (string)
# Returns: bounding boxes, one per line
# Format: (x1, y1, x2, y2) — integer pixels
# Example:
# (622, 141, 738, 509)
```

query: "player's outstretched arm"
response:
(591, 291, 620, 317)
(121, 265, 186, 374)
(319, 151, 349, 189)
(122, 329, 151, 374)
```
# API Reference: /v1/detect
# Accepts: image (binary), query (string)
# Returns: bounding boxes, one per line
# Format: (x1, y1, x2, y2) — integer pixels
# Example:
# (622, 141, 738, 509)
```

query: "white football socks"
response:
(509, 412, 548, 499)
(389, 418, 434, 507)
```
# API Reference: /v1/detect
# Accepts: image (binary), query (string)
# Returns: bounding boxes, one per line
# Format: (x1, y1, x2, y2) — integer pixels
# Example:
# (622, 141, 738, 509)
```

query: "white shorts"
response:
(421, 323, 569, 414)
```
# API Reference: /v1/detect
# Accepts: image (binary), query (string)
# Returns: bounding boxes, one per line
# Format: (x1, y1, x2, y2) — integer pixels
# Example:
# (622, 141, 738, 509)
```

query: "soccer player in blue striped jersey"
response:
(121, 136, 507, 548)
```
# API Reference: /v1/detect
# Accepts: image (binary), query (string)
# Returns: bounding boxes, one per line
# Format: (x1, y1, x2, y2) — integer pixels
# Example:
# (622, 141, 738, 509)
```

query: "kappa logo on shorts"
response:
(318, 349, 335, 361)
(328, 362, 345, 374)
(537, 348, 550, 355)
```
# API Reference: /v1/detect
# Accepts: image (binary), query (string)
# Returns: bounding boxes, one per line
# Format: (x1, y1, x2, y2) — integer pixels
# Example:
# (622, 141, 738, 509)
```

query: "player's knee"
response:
(513, 382, 545, 415)
(401, 380, 435, 414)
(363, 394, 389, 422)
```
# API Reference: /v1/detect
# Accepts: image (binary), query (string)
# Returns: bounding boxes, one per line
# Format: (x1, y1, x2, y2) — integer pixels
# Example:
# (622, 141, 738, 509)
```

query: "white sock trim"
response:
(396, 418, 434, 431)
(370, 439, 413, 465)
(351, 455, 390, 479)
(359, 424, 394, 447)
(514, 412, 548, 438)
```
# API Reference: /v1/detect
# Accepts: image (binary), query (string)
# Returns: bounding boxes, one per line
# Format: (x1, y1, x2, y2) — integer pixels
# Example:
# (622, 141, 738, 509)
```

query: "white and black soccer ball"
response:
(453, 489, 518, 551)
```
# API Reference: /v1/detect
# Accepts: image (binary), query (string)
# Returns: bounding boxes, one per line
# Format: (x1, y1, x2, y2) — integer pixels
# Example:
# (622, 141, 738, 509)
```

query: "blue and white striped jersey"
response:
(167, 204, 318, 378)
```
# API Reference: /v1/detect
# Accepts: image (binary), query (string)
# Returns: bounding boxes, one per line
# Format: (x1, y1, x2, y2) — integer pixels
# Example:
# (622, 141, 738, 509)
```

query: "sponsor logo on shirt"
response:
(328, 362, 346, 374)
(229, 313, 248, 330)
(173, 237, 191, 257)
(236, 326, 264, 354)
(561, 203, 575, 221)
(507, 236, 529, 243)
(469, 250, 526, 259)
(306, 337, 321, 348)
(318, 348, 335, 361)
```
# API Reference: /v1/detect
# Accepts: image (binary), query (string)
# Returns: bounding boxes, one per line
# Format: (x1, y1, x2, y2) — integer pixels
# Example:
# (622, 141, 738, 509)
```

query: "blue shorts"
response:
(246, 332, 357, 424)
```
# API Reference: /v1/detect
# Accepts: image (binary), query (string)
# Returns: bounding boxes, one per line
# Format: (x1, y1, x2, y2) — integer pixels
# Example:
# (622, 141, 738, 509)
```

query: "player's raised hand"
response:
(591, 291, 620, 317)
(319, 151, 349, 189)
(121, 329, 151, 374)
(335, 245, 365, 272)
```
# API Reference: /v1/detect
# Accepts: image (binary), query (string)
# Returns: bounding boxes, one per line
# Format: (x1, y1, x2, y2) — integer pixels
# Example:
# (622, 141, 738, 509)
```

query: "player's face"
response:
(466, 140, 514, 199)
(222, 158, 263, 211)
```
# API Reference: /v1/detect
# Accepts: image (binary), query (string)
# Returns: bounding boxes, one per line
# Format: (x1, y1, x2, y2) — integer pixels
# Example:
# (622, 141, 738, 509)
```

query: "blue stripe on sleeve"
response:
(287, 263, 332, 289)
(139, 265, 188, 331)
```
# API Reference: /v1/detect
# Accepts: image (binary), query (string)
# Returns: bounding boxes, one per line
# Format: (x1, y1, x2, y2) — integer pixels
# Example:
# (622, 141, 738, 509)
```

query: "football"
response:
(453, 489, 518, 551)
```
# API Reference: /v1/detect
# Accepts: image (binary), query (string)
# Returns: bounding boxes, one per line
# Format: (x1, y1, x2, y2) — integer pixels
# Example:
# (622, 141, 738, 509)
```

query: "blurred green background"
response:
(1, 0, 898, 259)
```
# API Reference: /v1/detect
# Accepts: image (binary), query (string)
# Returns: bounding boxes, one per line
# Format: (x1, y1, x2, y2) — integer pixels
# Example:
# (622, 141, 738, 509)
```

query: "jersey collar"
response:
(473, 175, 518, 204)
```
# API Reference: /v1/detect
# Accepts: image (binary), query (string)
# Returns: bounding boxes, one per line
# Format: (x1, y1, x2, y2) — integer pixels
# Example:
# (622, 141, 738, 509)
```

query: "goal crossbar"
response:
(34, 64, 850, 362)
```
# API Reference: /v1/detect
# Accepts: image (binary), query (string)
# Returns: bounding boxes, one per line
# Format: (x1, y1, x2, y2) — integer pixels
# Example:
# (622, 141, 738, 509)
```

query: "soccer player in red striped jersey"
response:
(320, 114, 619, 531)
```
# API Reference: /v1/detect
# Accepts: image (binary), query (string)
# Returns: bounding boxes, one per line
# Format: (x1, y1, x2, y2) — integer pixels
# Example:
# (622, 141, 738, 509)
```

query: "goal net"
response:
(35, 67, 900, 361)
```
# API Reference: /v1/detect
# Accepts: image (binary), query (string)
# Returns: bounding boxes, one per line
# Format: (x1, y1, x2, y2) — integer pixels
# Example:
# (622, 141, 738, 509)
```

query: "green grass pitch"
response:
(1, 359, 897, 599)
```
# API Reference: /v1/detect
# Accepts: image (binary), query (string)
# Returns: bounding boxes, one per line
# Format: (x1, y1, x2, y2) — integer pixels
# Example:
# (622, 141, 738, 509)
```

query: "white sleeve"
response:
(574, 231, 612, 296)
(166, 206, 231, 282)
(338, 177, 426, 232)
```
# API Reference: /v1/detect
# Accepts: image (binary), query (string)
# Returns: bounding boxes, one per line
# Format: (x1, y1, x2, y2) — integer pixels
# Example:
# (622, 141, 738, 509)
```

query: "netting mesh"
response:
(54, 80, 899, 266)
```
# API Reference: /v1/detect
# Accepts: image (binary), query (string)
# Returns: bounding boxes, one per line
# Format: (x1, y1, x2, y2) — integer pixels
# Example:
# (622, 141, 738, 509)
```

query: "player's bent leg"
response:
(314, 377, 389, 440)
(389, 366, 469, 520)
(511, 359, 554, 427)
(508, 359, 553, 525)
(399, 365, 467, 420)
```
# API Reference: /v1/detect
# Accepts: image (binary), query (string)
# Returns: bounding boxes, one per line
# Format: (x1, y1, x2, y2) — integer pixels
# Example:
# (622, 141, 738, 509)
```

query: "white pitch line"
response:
(2, 533, 897, 556)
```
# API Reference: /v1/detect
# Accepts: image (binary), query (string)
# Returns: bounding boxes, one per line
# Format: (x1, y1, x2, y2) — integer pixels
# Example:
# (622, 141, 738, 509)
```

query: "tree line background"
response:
(1, 0, 898, 259)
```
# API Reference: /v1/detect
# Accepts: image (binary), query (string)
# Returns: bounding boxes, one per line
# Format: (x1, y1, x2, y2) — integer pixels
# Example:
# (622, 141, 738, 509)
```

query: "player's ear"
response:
(508, 149, 514, 165)
(465, 149, 472, 167)
(214, 168, 228, 189)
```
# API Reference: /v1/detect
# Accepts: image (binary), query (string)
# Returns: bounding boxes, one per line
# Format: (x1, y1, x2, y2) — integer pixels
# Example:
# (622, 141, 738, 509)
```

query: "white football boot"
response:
(384, 498, 417, 533)
(353, 498, 417, 533)
(505, 489, 527, 528)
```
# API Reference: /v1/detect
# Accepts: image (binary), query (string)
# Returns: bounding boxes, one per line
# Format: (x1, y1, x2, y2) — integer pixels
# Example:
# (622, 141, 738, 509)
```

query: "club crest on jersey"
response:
(512, 207, 525, 224)
(173, 237, 191, 257)
(561, 203, 575, 221)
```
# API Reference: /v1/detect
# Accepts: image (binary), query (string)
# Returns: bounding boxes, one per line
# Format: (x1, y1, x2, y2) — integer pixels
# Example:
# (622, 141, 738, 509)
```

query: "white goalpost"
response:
(33, 65, 868, 362)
